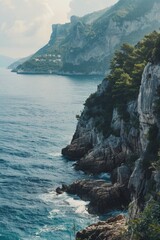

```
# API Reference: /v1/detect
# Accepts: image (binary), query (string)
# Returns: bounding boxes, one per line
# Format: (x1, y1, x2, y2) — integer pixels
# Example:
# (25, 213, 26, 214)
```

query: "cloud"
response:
(68, 0, 118, 18)
(0, 0, 15, 9)
(0, 0, 118, 58)
(0, 0, 70, 58)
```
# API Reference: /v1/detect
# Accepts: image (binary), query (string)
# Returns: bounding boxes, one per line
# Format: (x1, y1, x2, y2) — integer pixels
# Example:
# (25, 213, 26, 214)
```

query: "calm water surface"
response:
(0, 68, 103, 240)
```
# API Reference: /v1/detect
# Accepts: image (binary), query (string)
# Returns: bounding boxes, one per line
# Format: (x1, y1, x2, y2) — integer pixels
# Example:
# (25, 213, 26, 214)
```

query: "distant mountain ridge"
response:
(8, 56, 32, 70)
(14, 0, 160, 75)
(0, 55, 16, 68)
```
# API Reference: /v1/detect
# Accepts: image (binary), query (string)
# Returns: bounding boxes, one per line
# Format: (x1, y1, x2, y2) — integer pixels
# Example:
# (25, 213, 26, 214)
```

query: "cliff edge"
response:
(62, 32, 160, 239)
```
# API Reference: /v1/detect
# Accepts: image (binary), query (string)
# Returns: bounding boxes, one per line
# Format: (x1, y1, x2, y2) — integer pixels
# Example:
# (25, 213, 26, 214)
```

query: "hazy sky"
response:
(0, 0, 118, 58)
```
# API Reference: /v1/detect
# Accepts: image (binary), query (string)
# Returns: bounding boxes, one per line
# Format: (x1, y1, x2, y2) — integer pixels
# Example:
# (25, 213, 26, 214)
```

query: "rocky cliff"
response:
(61, 32, 160, 239)
(14, 0, 160, 75)
(128, 63, 160, 219)
(62, 80, 140, 174)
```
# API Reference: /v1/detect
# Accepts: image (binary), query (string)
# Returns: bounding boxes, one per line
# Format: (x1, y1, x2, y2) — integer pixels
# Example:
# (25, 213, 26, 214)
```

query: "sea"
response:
(0, 68, 107, 240)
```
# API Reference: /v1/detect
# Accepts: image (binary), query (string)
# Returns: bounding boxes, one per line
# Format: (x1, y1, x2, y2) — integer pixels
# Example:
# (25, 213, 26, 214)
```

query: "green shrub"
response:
(84, 32, 160, 137)
(129, 200, 160, 240)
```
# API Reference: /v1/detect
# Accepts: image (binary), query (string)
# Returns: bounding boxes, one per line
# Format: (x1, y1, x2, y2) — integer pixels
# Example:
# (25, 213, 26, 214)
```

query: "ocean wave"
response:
(40, 190, 89, 216)
(48, 152, 62, 157)
(36, 225, 66, 235)
(48, 209, 60, 218)
(65, 197, 89, 215)
(0, 71, 101, 239)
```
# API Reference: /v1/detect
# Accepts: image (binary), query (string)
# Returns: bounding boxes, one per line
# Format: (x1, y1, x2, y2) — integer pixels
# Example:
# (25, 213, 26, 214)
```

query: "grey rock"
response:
(60, 179, 130, 214)
(154, 171, 160, 193)
(138, 63, 160, 152)
(117, 164, 131, 185)
(62, 80, 140, 174)
(76, 214, 126, 240)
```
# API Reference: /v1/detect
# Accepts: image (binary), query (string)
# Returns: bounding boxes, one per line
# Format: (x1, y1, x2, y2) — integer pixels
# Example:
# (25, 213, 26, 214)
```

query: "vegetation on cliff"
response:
(85, 31, 160, 135)
(129, 199, 160, 240)
(73, 32, 160, 239)
(61, 31, 160, 239)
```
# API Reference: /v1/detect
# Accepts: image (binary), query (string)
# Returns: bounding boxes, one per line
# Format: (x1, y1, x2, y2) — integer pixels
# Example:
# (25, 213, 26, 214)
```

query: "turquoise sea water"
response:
(0, 68, 104, 240)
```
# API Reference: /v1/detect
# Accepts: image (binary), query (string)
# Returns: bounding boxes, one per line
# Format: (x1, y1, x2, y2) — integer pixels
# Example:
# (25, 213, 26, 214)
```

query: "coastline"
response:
(56, 168, 130, 239)
(13, 69, 104, 77)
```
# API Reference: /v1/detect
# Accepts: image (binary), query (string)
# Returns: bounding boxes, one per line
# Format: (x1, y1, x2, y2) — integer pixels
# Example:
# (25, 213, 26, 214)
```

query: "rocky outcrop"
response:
(76, 214, 127, 240)
(138, 63, 160, 151)
(60, 60, 160, 238)
(14, 0, 160, 75)
(57, 179, 130, 214)
(128, 63, 160, 217)
(62, 138, 92, 160)
(62, 77, 140, 174)
(57, 163, 131, 215)
(128, 159, 146, 217)
(63, 62, 160, 178)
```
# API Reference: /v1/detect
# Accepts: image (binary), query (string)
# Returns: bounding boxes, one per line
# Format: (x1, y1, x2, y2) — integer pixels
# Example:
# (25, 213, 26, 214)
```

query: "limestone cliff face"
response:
(14, 0, 160, 75)
(62, 62, 160, 218)
(129, 63, 160, 216)
(62, 77, 140, 174)
(138, 63, 160, 151)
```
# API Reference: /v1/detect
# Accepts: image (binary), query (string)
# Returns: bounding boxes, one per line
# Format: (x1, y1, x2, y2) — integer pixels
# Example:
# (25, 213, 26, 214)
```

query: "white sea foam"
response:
(40, 191, 71, 205)
(49, 152, 61, 157)
(65, 197, 89, 214)
(48, 209, 61, 219)
(40, 190, 57, 202)
(40, 190, 90, 216)
(51, 209, 60, 213)
(36, 225, 66, 235)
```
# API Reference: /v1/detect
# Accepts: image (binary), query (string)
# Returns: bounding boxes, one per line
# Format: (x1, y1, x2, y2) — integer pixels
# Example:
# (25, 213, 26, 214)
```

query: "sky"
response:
(0, 0, 118, 58)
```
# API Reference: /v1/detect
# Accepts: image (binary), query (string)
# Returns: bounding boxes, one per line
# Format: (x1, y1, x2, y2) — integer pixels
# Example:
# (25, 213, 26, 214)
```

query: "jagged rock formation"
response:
(129, 63, 160, 217)
(63, 61, 160, 202)
(56, 178, 130, 214)
(138, 63, 160, 152)
(61, 38, 160, 238)
(62, 79, 140, 174)
(14, 0, 160, 75)
(76, 215, 127, 240)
